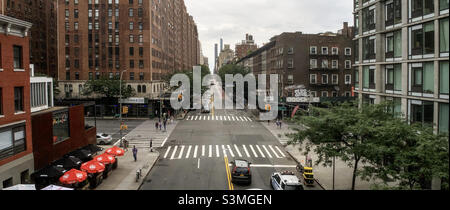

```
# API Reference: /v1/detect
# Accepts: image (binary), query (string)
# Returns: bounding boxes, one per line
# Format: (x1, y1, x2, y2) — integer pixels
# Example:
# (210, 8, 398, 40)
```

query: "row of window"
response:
(309, 46, 352, 56)
(310, 59, 352, 69)
(355, 60, 449, 98)
(309, 74, 352, 85)
(359, 18, 449, 62)
(0, 123, 26, 161)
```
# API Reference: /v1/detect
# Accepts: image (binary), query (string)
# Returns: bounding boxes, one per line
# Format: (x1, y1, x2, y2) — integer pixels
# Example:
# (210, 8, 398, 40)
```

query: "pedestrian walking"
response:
(276, 119, 280, 129)
(149, 138, 153, 152)
(163, 120, 167, 131)
(132, 146, 138, 162)
(155, 121, 159, 130)
(159, 122, 162, 131)
(279, 120, 282, 129)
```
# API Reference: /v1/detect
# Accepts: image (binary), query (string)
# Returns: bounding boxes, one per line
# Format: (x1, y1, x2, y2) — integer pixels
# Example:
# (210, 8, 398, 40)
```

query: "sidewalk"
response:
(95, 149, 159, 190)
(262, 120, 386, 190)
(120, 119, 178, 149)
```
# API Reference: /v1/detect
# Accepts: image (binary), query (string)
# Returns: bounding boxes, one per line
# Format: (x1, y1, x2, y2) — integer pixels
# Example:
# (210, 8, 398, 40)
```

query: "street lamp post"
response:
(119, 70, 127, 147)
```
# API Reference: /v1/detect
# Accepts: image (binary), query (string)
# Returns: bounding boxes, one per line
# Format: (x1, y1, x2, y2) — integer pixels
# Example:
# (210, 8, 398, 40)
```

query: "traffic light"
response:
(178, 93, 183, 102)
(123, 106, 129, 114)
(265, 104, 271, 111)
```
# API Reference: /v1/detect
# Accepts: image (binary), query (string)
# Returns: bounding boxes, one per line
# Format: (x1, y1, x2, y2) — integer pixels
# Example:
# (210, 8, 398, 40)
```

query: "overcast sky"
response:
(184, 0, 354, 72)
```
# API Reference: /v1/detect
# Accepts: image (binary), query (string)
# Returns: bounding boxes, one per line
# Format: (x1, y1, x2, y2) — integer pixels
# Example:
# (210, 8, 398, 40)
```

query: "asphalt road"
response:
(86, 119, 146, 145)
(140, 109, 321, 190)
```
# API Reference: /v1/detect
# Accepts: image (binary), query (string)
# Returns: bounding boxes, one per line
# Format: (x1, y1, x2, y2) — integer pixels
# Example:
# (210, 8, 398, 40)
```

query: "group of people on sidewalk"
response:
(268, 119, 283, 129)
(154, 112, 174, 132)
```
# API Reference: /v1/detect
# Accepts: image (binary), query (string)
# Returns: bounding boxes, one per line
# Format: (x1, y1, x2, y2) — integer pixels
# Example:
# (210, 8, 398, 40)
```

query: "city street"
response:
(86, 119, 146, 145)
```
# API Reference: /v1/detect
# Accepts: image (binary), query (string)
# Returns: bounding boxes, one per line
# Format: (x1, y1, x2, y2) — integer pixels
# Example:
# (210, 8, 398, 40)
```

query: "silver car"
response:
(270, 171, 304, 190)
(96, 133, 113, 145)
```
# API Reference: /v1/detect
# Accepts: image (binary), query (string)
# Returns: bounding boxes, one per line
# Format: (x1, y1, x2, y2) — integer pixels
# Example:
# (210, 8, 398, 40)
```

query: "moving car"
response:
(96, 133, 113, 145)
(270, 171, 304, 190)
(230, 159, 252, 185)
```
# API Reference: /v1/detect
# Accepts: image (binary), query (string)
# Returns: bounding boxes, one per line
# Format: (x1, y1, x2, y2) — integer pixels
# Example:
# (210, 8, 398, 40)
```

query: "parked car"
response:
(270, 171, 304, 190)
(230, 159, 252, 185)
(96, 133, 113, 145)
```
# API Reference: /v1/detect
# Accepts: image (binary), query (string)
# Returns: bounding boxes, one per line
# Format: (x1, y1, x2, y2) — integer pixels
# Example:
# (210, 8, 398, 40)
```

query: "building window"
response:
(310, 46, 317, 54)
(441, 0, 450, 13)
(287, 75, 294, 84)
(409, 0, 434, 21)
(321, 47, 328, 55)
(386, 30, 402, 60)
(321, 59, 328, 69)
(440, 61, 449, 97)
(139, 72, 144, 80)
(322, 74, 328, 84)
(130, 72, 135, 80)
(345, 74, 352, 85)
(386, 0, 402, 27)
(332, 60, 338, 69)
(20, 170, 30, 184)
(409, 22, 435, 58)
(321, 91, 328, 97)
(409, 100, 434, 127)
(363, 36, 376, 61)
(310, 74, 317, 84)
(53, 110, 70, 144)
(355, 69, 360, 88)
(363, 66, 376, 90)
(287, 59, 294, 68)
(355, 40, 359, 62)
(14, 87, 24, 112)
(13, 45, 23, 69)
(0, 124, 26, 161)
(332, 74, 339, 85)
(362, 5, 376, 32)
(385, 64, 402, 93)
(439, 103, 449, 134)
(345, 47, 351, 56)
(440, 18, 449, 56)
(409, 62, 434, 95)
(345, 60, 352, 69)
(310, 59, 317, 69)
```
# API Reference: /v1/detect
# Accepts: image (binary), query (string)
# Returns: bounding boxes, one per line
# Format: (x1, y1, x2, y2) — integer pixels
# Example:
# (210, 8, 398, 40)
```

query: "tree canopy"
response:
(82, 77, 135, 99)
(289, 101, 449, 190)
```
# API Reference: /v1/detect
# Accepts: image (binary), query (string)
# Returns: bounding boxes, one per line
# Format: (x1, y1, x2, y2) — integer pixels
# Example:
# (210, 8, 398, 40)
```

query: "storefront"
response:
(120, 98, 150, 118)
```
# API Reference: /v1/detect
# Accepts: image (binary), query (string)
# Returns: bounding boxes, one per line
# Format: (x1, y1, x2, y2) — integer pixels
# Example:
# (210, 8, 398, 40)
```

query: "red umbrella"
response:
(81, 160, 105, 174)
(105, 146, 125, 157)
(94, 153, 116, 164)
(59, 169, 87, 185)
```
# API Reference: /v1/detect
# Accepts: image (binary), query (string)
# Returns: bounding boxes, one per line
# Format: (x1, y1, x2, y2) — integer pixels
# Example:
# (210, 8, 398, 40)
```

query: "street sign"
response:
(286, 97, 320, 103)
(123, 106, 129, 114)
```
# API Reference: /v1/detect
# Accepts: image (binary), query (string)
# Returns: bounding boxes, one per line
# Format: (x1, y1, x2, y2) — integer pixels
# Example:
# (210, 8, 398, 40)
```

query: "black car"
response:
(230, 159, 252, 185)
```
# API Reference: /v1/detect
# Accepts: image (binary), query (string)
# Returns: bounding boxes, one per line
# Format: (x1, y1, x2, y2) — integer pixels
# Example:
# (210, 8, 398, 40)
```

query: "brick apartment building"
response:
(237, 22, 355, 113)
(235, 34, 258, 60)
(0, 0, 58, 78)
(353, 0, 448, 134)
(0, 15, 33, 189)
(56, 0, 199, 104)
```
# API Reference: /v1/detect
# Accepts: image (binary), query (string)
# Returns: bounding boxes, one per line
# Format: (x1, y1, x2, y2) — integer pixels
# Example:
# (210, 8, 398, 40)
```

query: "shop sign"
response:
(120, 98, 146, 104)
(286, 97, 320, 103)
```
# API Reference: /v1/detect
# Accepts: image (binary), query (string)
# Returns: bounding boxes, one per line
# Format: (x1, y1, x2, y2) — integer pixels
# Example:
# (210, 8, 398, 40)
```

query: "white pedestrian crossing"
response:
(163, 144, 286, 161)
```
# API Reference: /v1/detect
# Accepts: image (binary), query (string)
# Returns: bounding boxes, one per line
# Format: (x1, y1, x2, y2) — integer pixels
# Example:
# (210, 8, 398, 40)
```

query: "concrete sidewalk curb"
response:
(138, 151, 160, 190)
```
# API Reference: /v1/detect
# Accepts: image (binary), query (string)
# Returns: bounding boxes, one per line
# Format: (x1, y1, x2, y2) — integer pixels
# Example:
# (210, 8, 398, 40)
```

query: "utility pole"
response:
(119, 70, 127, 147)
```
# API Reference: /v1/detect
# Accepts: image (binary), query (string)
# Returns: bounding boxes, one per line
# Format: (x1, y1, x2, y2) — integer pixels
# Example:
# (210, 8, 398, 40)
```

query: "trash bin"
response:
(102, 164, 113, 179)
(87, 173, 103, 189)
(112, 158, 118, 170)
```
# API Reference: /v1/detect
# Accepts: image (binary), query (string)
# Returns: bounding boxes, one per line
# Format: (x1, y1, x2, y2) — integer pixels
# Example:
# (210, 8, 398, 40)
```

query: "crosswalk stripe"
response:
(193, 145, 198, 158)
(222, 145, 227, 157)
(186, 145, 192, 159)
(256, 145, 266, 158)
(247, 117, 252, 122)
(164, 146, 172, 159)
(227, 145, 235, 157)
(239, 117, 245, 121)
(269, 145, 281, 158)
(232, 116, 236, 121)
(242, 117, 248, 121)
(228, 116, 231, 121)
(234, 144, 242, 157)
(219, 116, 223, 121)
(262, 145, 272, 158)
(170, 146, 178, 160)
(242, 145, 250, 157)
(249, 145, 258, 158)
(275, 146, 286, 158)
(194, 116, 198, 120)
(208, 116, 210, 120)
(204, 116, 207, 120)
(216, 145, 220, 158)
(202, 145, 205, 157)
(177, 146, 185, 159)
(208, 145, 212, 157)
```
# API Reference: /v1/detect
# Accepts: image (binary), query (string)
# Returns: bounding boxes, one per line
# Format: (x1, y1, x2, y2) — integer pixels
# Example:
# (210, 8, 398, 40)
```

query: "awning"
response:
(3, 184, 36, 190)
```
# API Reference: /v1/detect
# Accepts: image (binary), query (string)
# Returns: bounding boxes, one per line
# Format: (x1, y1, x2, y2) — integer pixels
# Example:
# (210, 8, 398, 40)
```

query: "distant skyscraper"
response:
(214, 43, 219, 72)
(220, 38, 224, 52)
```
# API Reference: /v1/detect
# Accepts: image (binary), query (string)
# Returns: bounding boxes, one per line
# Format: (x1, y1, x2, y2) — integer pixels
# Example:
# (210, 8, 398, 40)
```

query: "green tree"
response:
(217, 64, 251, 85)
(82, 77, 135, 99)
(360, 120, 449, 190)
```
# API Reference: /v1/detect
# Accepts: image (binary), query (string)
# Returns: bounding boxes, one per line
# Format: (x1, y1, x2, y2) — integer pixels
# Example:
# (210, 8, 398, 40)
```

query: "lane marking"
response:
(222, 145, 227, 157)
(177, 145, 185, 159)
(275, 146, 287, 158)
(242, 145, 250, 157)
(224, 156, 234, 190)
(202, 145, 206, 157)
(185, 145, 192, 159)
(209, 145, 212, 157)
(198, 158, 200, 169)
(161, 137, 169, 147)
(193, 145, 198, 158)
(163, 146, 172, 159)
(216, 145, 220, 158)
(227, 145, 235, 157)
(256, 145, 266, 158)
(269, 145, 281, 158)
(262, 145, 272, 158)
(234, 145, 242, 157)
(170, 145, 178, 160)
(249, 145, 258, 158)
